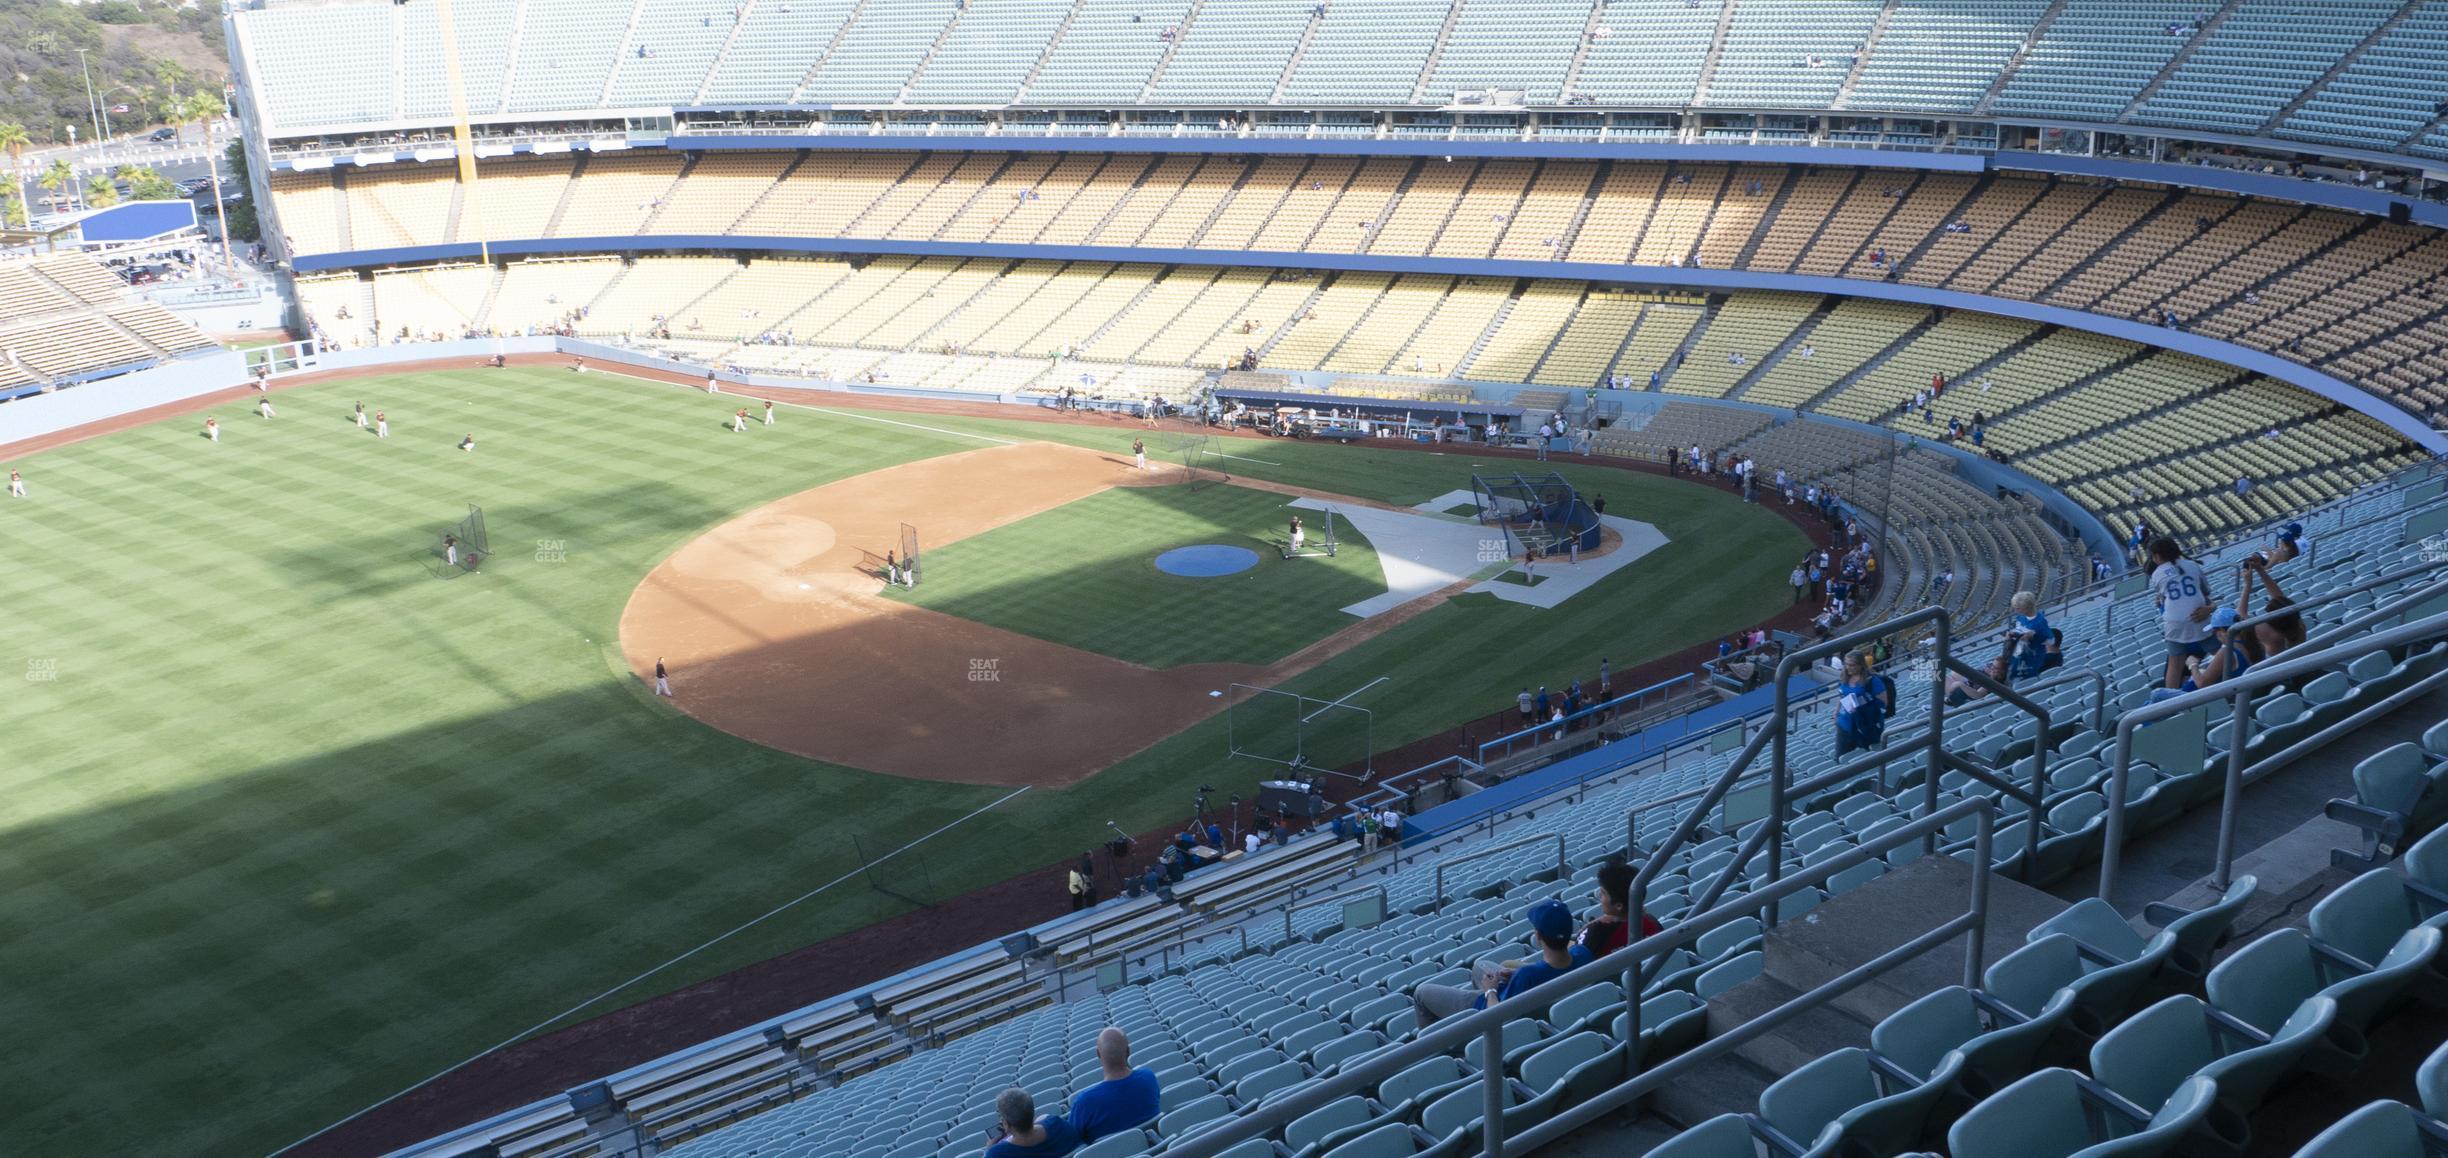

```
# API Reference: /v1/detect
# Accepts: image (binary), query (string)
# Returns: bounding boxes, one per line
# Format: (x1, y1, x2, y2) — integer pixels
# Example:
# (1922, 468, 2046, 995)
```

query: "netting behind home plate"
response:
(1471, 472, 1596, 558)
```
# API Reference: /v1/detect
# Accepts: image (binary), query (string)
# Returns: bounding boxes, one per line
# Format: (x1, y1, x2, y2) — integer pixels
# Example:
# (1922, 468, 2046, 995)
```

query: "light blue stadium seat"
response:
(2329, 743, 2448, 865)
(1515, 1031, 1624, 1129)
(1615, 990, 1710, 1063)
(1759, 1045, 1961, 1157)
(1695, 951, 1764, 999)
(1287, 1095, 1394, 1158)
(1231, 1059, 1305, 1104)
(2310, 867, 2448, 972)
(1946, 1068, 2215, 1158)
(1073, 1130, 1151, 1158)
(1647, 1114, 1760, 1158)
(1984, 931, 2167, 1037)
(2089, 993, 2335, 1149)
(1877, 981, 2068, 1102)
(2207, 926, 2441, 1068)
(1377, 1055, 1473, 1121)
(1321, 1121, 1420, 1158)
(2294, 1100, 2435, 1158)
(2140, 875, 2257, 983)
(1157, 1093, 1230, 1139)
(1308, 1032, 1385, 1075)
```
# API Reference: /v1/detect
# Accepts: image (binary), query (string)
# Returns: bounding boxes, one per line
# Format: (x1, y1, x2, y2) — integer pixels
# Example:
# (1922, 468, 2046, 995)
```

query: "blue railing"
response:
(1475, 674, 1695, 762)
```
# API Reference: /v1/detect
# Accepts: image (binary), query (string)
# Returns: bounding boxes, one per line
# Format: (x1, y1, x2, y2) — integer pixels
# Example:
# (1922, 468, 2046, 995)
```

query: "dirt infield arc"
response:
(618, 440, 1451, 787)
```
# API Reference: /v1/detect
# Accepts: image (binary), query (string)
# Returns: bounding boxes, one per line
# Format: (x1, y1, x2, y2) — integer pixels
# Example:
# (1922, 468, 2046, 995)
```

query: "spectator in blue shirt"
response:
(2007, 591, 2055, 679)
(983, 1088, 1079, 1158)
(1069, 1028, 1161, 1143)
(1410, 899, 1591, 1026)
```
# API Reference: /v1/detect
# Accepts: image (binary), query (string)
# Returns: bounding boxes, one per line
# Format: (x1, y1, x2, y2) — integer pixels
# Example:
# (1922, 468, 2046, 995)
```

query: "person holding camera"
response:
(2005, 591, 2060, 680)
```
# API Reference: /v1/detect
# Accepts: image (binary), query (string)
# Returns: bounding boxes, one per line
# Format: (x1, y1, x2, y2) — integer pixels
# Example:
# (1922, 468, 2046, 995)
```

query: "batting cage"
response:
(1472, 471, 1600, 559)
(1227, 678, 1380, 780)
(442, 504, 488, 575)
(899, 523, 922, 587)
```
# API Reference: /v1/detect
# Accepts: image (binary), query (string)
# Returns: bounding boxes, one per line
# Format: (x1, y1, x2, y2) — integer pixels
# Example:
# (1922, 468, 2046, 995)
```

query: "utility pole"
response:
(75, 50, 104, 147)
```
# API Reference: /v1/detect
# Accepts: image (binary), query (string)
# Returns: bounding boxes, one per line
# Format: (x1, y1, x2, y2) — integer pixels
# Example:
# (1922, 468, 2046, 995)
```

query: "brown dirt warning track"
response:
(617, 439, 1453, 787)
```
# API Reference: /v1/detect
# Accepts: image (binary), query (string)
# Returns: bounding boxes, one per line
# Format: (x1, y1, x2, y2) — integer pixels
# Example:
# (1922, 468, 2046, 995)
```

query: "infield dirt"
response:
(618, 440, 1462, 786)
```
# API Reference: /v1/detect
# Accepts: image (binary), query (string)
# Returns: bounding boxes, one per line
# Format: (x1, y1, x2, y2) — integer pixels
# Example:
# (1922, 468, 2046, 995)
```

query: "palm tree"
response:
(116, 164, 176, 201)
(0, 122, 29, 226)
(83, 176, 118, 208)
(0, 189, 23, 230)
(178, 91, 234, 272)
(39, 157, 77, 213)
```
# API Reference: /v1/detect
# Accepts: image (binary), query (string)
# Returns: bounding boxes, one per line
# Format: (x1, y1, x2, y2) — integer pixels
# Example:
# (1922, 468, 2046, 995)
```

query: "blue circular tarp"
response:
(1156, 544, 1262, 577)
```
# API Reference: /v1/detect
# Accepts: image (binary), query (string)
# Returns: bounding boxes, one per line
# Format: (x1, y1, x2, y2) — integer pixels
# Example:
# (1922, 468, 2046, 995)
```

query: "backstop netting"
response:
(1164, 432, 1224, 490)
(900, 523, 921, 587)
(1472, 471, 1599, 559)
(1227, 683, 1376, 778)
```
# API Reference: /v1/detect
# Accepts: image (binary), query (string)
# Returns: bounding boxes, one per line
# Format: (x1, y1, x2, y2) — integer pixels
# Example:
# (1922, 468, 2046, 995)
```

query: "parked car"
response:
(148, 127, 176, 142)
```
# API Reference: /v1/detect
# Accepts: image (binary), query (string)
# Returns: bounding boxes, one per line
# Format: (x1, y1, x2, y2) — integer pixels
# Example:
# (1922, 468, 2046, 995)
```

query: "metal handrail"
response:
(1161, 796, 1997, 1158)
(1630, 606, 1949, 928)
(2099, 607, 2448, 901)
(1058, 923, 1250, 998)
(1477, 674, 1693, 762)
(1281, 882, 1389, 947)
(1432, 832, 1567, 911)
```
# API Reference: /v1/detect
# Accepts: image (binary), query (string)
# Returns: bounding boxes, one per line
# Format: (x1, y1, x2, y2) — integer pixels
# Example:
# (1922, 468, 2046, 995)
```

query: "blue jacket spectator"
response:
(2007, 591, 2055, 679)
(1069, 1028, 1161, 1143)
(1409, 899, 1591, 1026)
(1834, 653, 1893, 756)
(983, 1088, 1079, 1158)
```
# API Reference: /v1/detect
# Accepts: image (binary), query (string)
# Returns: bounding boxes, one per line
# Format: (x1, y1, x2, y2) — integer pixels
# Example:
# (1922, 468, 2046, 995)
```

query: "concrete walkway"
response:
(1288, 496, 1495, 617)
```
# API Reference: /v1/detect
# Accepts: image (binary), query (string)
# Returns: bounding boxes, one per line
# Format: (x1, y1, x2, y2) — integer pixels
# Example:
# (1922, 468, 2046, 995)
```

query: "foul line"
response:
(271, 784, 1033, 1156)
(1303, 676, 1389, 724)
(592, 367, 1019, 446)
(1214, 451, 1282, 466)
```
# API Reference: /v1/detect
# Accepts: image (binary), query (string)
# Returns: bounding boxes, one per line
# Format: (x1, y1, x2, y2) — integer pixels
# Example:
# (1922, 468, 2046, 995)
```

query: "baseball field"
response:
(0, 364, 1806, 1153)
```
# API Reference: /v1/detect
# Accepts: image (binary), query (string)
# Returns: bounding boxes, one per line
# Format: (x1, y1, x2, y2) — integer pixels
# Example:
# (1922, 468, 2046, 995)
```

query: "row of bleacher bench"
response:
(268, 157, 2448, 419)
(292, 256, 2420, 546)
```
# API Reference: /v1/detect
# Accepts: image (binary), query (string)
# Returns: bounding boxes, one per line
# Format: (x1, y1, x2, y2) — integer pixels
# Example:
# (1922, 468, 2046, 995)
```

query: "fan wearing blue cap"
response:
(1410, 898, 1592, 1026)
(2167, 604, 2251, 695)
(2259, 522, 2307, 568)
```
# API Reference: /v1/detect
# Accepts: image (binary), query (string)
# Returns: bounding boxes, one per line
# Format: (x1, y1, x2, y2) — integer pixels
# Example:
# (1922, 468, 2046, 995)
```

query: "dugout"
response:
(1210, 385, 1520, 442)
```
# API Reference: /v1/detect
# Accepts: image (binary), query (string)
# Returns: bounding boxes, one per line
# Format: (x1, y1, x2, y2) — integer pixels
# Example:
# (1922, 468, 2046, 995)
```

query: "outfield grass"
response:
(0, 371, 1804, 1154)
(885, 483, 1384, 667)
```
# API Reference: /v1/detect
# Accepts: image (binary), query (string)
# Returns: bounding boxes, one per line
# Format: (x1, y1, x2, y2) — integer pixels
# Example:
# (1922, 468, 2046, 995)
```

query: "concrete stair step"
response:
(1705, 973, 1878, 1078)
(1761, 854, 2069, 1025)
